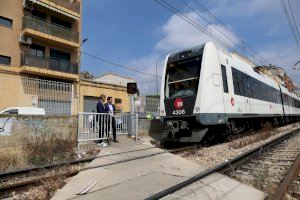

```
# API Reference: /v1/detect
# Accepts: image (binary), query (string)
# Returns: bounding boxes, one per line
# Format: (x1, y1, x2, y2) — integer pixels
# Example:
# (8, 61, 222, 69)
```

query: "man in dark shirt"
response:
(105, 96, 118, 142)
(96, 94, 107, 144)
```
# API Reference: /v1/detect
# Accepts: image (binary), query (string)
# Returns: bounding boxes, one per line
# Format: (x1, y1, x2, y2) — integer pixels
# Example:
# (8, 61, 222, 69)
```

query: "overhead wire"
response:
(153, 0, 235, 50)
(191, 0, 270, 64)
(153, 0, 268, 65)
(280, 0, 300, 48)
(287, 0, 300, 41)
(81, 51, 161, 78)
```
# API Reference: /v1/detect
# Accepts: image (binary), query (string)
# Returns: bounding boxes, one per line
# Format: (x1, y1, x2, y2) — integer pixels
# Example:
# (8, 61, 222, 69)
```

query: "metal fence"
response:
(22, 15, 79, 43)
(145, 96, 160, 113)
(0, 75, 73, 115)
(77, 113, 112, 142)
(77, 112, 138, 143)
(116, 113, 138, 136)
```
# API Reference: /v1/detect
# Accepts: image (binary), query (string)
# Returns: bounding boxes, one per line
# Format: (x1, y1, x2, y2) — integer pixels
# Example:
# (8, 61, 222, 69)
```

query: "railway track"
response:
(227, 129, 300, 199)
(2, 128, 299, 199)
(0, 146, 159, 198)
(145, 128, 300, 200)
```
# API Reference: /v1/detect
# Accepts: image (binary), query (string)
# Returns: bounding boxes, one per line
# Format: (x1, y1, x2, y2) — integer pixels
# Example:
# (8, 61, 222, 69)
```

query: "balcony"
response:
(48, 0, 80, 13)
(22, 15, 79, 43)
(26, 0, 80, 18)
(21, 53, 79, 75)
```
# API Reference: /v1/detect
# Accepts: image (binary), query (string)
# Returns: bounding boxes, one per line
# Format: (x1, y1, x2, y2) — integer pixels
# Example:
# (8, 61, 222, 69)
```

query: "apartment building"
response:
(0, 0, 82, 114)
(0, 0, 133, 115)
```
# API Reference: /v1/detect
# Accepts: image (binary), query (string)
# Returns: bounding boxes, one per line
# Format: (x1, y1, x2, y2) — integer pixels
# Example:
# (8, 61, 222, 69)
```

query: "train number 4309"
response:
(172, 109, 185, 115)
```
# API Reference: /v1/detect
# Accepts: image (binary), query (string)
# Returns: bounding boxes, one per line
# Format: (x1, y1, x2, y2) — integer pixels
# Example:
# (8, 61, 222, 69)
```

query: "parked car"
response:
(0, 107, 46, 115)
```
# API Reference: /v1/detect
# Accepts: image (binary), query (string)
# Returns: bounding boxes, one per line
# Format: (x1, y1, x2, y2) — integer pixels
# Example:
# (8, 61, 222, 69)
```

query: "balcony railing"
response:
(21, 53, 79, 75)
(22, 15, 79, 43)
(48, 0, 80, 13)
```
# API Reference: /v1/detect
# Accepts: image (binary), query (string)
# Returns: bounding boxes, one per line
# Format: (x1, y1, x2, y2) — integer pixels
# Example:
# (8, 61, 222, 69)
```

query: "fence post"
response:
(77, 113, 80, 152)
(110, 115, 112, 142)
(135, 113, 138, 141)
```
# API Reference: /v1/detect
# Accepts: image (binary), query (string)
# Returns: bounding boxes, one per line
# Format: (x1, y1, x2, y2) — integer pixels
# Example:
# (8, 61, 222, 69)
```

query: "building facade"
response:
(80, 73, 136, 113)
(0, 1, 134, 115)
(80, 79, 131, 113)
(0, 0, 82, 115)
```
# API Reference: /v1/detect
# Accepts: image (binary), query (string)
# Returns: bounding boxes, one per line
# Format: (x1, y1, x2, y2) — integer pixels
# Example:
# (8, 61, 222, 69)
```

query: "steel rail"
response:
(272, 152, 300, 200)
(0, 146, 156, 179)
(0, 149, 167, 195)
(0, 170, 79, 193)
(144, 128, 300, 200)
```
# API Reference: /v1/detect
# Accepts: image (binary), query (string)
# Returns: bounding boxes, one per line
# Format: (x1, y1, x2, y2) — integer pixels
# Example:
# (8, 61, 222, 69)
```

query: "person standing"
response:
(96, 94, 107, 145)
(105, 96, 118, 142)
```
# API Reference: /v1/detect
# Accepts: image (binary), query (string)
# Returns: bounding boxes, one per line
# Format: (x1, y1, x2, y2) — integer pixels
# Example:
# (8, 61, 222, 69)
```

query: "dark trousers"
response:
(98, 115, 105, 143)
(107, 117, 117, 141)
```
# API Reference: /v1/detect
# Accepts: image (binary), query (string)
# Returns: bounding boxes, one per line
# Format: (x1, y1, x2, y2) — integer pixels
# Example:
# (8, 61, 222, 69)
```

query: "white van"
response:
(0, 107, 46, 115)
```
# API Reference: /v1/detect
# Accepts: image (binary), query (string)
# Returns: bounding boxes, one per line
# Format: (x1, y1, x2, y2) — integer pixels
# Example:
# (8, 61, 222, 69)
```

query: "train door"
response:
(243, 75, 252, 113)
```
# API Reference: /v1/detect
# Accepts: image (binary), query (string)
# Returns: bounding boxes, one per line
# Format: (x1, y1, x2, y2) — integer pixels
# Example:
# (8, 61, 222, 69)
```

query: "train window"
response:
(165, 56, 201, 98)
(231, 67, 285, 105)
(221, 65, 228, 93)
(243, 75, 251, 98)
(232, 67, 245, 96)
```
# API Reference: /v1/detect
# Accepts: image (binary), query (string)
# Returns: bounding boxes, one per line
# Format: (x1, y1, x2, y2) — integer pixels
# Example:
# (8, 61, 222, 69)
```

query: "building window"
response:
(0, 55, 11, 66)
(50, 49, 70, 61)
(31, 10, 47, 20)
(0, 16, 12, 28)
(115, 98, 122, 104)
(51, 16, 72, 29)
(221, 65, 228, 93)
(30, 44, 45, 57)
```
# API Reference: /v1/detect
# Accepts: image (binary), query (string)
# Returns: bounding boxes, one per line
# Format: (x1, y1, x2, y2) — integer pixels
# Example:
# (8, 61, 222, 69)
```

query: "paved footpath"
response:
(52, 136, 266, 200)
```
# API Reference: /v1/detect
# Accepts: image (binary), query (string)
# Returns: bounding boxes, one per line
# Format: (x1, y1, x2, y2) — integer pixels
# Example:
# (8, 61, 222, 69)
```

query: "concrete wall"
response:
(0, 114, 77, 146)
(0, 115, 163, 147)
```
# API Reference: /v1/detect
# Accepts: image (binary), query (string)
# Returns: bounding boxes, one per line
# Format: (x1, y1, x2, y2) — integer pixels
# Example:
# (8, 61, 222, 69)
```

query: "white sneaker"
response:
(98, 142, 107, 147)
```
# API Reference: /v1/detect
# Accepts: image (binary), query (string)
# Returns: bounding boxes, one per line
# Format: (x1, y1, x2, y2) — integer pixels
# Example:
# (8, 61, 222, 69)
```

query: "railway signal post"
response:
(127, 82, 138, 138)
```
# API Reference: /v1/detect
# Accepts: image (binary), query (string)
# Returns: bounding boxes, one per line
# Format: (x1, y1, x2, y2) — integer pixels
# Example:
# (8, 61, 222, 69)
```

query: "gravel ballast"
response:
(178, 122, 300, 168)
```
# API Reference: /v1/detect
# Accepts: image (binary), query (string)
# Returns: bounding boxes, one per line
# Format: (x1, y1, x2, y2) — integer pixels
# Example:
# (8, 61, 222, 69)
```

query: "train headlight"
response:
(195, 106, 200, 112)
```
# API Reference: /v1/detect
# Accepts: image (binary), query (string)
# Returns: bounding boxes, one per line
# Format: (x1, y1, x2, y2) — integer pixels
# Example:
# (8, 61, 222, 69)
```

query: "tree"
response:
(80, 71, 95, 79)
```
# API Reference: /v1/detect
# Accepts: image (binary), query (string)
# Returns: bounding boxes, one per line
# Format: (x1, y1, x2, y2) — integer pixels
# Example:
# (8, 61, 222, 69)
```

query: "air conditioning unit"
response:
(19, 35, 32, 45)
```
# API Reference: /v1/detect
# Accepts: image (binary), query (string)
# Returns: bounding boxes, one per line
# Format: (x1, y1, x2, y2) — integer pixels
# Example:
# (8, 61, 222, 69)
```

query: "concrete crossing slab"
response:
(51, 138, 267, 200)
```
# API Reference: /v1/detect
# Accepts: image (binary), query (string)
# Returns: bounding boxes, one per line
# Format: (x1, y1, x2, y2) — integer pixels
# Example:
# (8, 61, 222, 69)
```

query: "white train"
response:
(159, 42, 300, 142)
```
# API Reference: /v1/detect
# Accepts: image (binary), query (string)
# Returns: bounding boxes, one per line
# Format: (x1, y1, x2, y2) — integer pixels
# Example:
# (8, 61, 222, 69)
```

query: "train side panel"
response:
(195, 42, 226, 125)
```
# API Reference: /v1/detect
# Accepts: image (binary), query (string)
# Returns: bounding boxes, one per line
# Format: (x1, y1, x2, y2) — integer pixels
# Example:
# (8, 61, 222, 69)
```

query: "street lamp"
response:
(80, 38, 88, 48)
(78, 37, 88, 71)
(293, 59, 300, 70)
(76, 38, 88, 114)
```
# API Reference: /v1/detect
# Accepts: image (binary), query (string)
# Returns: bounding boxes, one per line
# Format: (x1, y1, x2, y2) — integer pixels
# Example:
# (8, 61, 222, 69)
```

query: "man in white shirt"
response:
(105, 97, 117, 142)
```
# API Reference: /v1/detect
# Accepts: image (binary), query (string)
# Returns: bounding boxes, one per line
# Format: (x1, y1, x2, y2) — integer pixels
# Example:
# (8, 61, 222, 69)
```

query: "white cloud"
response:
(155, 12, 239, 52)
(260, 42, 300, 87)
(129, 1, 300, 94)
(128, 54, 164, 95)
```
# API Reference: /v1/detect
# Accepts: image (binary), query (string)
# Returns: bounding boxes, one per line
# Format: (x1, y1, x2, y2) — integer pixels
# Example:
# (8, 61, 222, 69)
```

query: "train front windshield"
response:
(165, 56, 201, 98)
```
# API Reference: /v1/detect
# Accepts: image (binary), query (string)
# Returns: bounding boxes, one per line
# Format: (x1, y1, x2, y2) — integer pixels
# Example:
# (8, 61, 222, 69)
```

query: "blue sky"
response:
(81, 0, 300, 94)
